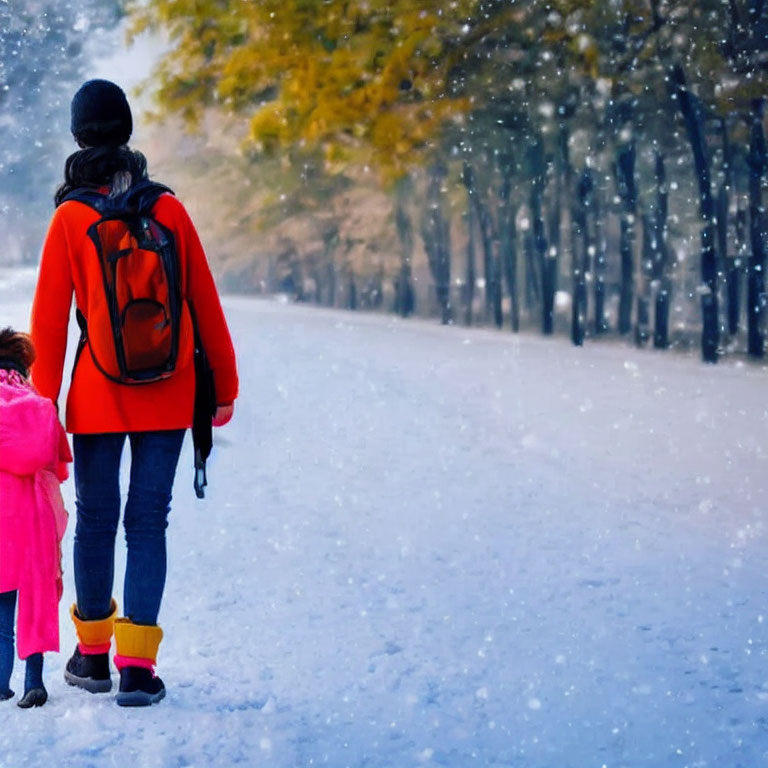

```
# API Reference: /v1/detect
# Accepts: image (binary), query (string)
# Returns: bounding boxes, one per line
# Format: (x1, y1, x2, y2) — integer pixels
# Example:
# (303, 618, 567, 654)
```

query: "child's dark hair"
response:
(0, 327, 36, 376)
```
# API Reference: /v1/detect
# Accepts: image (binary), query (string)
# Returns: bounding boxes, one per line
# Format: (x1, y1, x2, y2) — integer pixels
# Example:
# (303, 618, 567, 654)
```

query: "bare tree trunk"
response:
(636, 214, 652, 345)
(326, 261, 337, 307)
(394, 176, 415, 318)
(322, 228, 339, 308)
(490, 234, 503, 328)
(524, 230, 540, 316)
(464, 205, 477, 326)
(717, 122, 733, 340)
(615, 138, 637, 335)
(672, 63, 719, 362)
(728, 201, 747, 335)
(528, 138, 552, 334)
(593, 178, 608, 334)
(748, 98, 766, 357)
(478, 199, 499, 326)
(347, 269, 358, 310)
(548, 132, 563, 335)
(652, 151, 671, 349)
(422, 162, 453, 325)
(463, 161, 501, 327)
(572, 169, 593, 346)
(499, 164, 520, 332)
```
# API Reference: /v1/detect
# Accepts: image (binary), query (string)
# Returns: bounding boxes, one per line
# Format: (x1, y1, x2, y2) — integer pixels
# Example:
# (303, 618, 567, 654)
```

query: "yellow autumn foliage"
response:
(129, 0, 480, 178)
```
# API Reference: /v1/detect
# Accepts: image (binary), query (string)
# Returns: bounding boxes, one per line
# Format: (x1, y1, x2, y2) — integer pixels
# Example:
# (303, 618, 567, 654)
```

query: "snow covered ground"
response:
(1, 265, 768, 767)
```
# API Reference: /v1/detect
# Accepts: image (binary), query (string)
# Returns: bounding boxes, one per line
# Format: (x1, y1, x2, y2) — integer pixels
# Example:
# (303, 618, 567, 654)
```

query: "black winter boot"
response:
(17, 687, 47, 708)
(116, 667, 165, 707)
(64, 647, 112, 693)
(18, 653, 47, 707)
(0, 688, 13, 701)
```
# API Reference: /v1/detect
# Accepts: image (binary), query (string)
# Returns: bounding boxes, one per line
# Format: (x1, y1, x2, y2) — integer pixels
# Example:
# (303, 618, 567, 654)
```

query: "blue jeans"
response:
(0, 591, 43, 694)
(73, 430, 185, 626)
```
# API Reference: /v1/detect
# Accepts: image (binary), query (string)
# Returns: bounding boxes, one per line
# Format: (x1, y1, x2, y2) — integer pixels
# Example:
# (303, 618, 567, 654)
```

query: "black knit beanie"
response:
(70, 79, 133, 147)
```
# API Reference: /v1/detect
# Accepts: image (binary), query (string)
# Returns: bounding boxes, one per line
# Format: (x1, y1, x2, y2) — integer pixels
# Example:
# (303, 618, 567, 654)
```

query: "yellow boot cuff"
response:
(70, 599, 118, 648)
(114, 619, 164, 664)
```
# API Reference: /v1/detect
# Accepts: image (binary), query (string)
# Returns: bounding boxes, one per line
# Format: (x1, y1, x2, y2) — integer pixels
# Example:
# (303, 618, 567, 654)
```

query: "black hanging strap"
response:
(189, 304, 216, 499)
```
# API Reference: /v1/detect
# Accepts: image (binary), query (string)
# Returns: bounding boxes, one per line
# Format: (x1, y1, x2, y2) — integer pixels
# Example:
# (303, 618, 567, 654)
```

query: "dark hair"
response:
(54, 146, 149, 207)
(0, 327, 36, 375)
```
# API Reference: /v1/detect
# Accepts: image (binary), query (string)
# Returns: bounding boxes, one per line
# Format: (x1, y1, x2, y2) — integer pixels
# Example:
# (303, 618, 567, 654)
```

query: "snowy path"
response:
(1, 267, 768, 767)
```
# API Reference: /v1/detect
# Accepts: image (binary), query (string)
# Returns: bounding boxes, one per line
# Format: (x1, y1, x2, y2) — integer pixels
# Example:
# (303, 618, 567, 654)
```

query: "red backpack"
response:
(63, 181, 183, 384)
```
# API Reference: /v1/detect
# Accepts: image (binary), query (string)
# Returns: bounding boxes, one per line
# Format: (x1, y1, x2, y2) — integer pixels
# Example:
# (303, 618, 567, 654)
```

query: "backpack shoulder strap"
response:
(124, 180, 175, 217)
(59, 181, 175, 217)
(59, 188, 109, 214)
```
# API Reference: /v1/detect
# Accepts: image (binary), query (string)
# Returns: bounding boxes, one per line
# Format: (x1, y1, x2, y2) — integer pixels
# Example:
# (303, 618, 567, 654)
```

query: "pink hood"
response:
(0, 369, 71, 658)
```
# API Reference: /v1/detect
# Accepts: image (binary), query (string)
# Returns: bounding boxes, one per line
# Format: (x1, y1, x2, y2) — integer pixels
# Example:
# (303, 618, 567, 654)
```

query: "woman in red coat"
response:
(30, 79, 239, 706)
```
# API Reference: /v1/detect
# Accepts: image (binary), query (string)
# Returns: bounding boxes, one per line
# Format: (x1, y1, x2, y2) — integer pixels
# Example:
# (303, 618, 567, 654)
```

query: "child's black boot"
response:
(18, 652, 46, 708)
(17, 688, 47, 708)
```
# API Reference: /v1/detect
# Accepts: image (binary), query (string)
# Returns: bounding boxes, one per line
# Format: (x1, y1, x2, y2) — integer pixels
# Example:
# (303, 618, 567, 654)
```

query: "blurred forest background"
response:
(2, 0, 768, 363)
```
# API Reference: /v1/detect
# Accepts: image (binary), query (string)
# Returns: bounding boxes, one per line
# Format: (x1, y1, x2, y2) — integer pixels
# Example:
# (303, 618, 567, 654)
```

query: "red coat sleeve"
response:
(30, 209, 75, 405)
(166, 198, 239, 406)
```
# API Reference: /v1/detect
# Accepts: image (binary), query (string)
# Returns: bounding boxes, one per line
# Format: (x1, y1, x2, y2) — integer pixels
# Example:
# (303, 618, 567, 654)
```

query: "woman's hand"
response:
(212, 403, 234, 427)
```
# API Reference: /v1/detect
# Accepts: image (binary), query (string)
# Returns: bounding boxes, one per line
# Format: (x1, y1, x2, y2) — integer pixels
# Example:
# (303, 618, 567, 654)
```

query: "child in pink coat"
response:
(0, 328, 71, 708)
